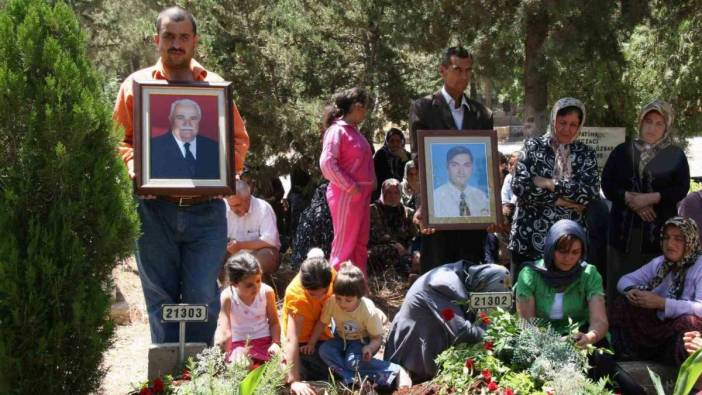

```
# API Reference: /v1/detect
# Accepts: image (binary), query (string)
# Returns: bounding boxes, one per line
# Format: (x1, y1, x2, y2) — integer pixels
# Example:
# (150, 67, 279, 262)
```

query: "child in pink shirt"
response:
(320, 87, 375, 275)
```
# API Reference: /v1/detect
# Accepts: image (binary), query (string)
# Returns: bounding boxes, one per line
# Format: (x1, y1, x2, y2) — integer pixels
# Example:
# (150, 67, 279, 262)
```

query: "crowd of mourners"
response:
(115, 6, 702, 395)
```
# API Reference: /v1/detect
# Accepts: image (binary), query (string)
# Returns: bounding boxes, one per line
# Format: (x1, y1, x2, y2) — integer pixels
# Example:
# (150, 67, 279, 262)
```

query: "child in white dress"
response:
(214, 252, 280, 363)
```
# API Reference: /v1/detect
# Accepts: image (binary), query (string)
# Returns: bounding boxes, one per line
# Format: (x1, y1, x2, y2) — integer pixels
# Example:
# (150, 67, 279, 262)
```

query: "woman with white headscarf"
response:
(602, 100, 690, 303)
(509, 98, 600, 281)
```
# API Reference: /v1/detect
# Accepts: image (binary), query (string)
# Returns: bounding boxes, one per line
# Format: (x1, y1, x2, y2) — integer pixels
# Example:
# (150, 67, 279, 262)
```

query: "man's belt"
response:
(158, 195, 214, 207)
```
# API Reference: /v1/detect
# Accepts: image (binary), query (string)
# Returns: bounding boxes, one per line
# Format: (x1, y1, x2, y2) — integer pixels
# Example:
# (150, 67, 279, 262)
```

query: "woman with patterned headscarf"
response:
(602, 100, 690, 303)
(509, 98, 600, 281)
(400, 160, 420, 210)
(611, 217, 702, 367)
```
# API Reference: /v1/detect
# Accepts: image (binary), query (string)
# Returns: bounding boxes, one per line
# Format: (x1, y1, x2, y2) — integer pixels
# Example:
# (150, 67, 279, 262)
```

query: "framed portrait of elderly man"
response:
(132, 80, 235, 196)
(417, 130, 502, 230)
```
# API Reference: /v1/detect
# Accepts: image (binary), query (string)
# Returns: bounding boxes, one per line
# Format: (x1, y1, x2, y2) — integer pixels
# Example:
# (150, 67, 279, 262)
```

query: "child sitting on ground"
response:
(302, 262, 412, 389)
(282, 248, 336, 394)
(214, 252, 280, 364)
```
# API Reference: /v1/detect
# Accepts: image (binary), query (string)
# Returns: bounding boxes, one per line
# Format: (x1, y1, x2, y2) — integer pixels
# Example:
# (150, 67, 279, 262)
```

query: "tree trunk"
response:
(481, 78, 493, 109)
(523, 2, 550, 137)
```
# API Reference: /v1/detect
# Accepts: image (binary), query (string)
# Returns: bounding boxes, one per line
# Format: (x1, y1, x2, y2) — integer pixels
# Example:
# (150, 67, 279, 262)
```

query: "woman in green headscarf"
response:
(602, 100, 690, 303)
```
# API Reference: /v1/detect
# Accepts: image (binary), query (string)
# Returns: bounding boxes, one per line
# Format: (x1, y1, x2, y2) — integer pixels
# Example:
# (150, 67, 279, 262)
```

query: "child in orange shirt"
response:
(282, 249, 335, 394)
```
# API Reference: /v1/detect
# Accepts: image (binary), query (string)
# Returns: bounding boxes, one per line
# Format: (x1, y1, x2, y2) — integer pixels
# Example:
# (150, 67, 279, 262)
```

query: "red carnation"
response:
(152, 378, 164, 393)
(139, 388, 152, 395)
(181, 368, 191, 380)
(487, 381, 498, 391)
(484, 341, 494, 351)
(482, 368, 492, 382)
(465, 358, 474, 370)
(440, 307, 455, 321)
(504, 388, 514, 395)
(479, 311, 491, 325)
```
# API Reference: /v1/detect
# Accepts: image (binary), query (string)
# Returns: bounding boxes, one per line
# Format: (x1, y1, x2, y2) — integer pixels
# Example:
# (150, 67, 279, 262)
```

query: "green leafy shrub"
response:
(175, 346, 288, 395)
(0, 0, 138, 393)
(434, 309, 614, 394)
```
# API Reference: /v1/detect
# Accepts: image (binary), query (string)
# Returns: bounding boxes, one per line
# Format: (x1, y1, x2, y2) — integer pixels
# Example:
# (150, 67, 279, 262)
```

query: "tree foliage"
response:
(67, 0, 702, 174)
(0, 0, 138, 393)
(625, 0, 702, 138)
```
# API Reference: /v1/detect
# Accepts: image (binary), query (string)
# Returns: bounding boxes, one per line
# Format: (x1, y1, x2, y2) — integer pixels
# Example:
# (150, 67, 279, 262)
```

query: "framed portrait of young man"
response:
(417, 129, 502, 230)
(132, 80, 235, 196)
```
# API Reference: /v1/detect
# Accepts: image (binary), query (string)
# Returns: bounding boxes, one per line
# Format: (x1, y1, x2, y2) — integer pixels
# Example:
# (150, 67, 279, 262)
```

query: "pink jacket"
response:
(320, 119, 375, 192)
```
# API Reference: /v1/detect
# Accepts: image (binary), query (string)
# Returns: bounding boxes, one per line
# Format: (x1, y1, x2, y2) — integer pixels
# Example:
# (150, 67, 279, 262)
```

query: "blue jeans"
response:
(319, 337, 400, 387)
(135, 198, 227, 344)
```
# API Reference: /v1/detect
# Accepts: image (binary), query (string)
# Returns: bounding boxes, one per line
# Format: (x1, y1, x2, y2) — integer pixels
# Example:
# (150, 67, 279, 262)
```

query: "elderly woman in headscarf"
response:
(373, 128, 410, 201)
(610, 217, 702, 367)
(602, 100, 690, 303)
(400, 160, 420, 210)
(368, 178, 417, 276)
(509, 98, 600, 281)
(383, 262, 510, 383)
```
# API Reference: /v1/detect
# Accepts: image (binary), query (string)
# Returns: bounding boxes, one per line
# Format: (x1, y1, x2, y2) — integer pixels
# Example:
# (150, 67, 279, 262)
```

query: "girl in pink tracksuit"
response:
(320, 87, 375, 275)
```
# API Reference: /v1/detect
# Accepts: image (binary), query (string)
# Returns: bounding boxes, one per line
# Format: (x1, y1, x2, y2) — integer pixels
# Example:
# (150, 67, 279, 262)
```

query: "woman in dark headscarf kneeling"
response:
(383, 261, 510, 383)
(514, 220, 628, 384)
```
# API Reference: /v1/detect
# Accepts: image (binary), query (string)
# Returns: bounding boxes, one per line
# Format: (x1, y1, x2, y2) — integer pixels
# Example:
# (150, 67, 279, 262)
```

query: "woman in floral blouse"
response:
(509, 97, 599, 281)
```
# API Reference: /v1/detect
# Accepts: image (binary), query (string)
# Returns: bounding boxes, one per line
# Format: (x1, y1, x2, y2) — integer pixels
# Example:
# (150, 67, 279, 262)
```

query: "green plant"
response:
(0, 0, 138, 393)
(673, 348, 702, 395)
(690, 179, 702, 193)
(649, 348, 702, 395)
(175, 346, 288, 395)
(433, 309, 614, 394)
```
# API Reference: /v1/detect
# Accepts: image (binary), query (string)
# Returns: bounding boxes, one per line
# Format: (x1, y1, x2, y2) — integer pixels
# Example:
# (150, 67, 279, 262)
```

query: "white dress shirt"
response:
(433, 182, 490, 217)
(501, 173, 517, 204)
(226, 196, 280, 249)
(441, 86, 468, 129)
(172, 133, 197, 159)
(549, 293, 565, 320)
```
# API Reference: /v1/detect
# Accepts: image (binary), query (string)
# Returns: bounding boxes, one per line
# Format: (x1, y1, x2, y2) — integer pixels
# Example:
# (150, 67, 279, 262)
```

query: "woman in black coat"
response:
(373, 128, 410, 201)
(602, 100, 690, 303)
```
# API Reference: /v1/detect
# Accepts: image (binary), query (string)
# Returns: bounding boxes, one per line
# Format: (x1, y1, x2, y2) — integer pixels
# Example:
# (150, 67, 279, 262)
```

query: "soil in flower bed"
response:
(392, 383, 443, 395)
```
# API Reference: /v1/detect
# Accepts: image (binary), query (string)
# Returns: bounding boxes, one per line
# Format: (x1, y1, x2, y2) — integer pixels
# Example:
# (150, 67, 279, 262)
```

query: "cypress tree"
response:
(0, 1, 139, 393)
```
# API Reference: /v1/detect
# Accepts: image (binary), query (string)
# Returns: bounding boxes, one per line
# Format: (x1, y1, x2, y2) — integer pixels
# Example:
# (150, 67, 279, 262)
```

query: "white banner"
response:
(577, 127, 626, 171)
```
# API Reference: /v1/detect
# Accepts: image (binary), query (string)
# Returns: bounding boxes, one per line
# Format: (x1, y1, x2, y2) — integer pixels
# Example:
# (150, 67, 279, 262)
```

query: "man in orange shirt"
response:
(113, 6, 249, 344)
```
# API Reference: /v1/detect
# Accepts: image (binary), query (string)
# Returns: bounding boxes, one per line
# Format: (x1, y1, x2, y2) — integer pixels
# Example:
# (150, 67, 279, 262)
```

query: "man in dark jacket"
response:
(409, 46, 494, 272)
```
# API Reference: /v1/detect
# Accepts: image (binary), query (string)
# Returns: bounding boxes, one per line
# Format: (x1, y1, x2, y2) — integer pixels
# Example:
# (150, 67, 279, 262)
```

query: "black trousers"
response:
(420, 229, 486, 273)
(509, 250, 534, 283)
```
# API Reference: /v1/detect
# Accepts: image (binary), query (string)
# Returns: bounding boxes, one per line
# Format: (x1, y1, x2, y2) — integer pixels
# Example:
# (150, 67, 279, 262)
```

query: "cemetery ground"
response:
(98, 257, 679, 395)
(99, 256, 410, 395)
